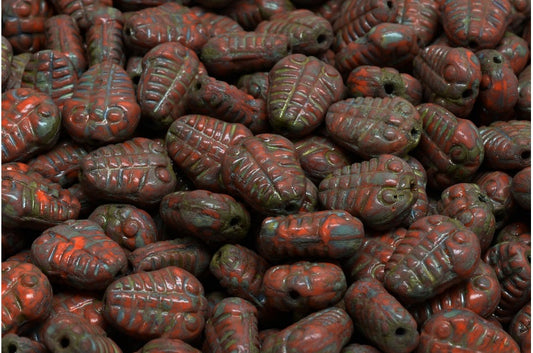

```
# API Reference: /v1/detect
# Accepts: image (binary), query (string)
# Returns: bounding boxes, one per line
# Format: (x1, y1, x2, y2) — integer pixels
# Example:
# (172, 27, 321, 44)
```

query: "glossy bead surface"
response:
(268, 54, 344, 138)
(319, 154, 417, 230)
(325, 96, 422, 158)
(384, 215, 481, 304)
(128, 238, 210, 276)
(413, 103, 484, 190)
(479, 120, 530, 170)
(511, 166, 531, 210)
(345, 278, 419, 353)
(508, 303, 531, 353)
(31, 219, 127, 290)
(88, 204, 158, 250)
(44, 15, 86, 75)
(417, 309, 520, 353)
(135, 338, 201, 353)
(160, 190, 250, 245)
(104, 266, 208, 341)
(263, 261, 347, 312)
(2, 88, 61, 162)
(258, 210, 364, 261)
(2, 260, 53, 335)
(165, 115, 252, 192)
(79, 138, 177, 207)
(475, 171, 516, 229)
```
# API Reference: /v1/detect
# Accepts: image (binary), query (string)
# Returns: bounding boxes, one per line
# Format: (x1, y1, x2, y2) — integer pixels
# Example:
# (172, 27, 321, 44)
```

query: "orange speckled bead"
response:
(2, 260, 53, 335)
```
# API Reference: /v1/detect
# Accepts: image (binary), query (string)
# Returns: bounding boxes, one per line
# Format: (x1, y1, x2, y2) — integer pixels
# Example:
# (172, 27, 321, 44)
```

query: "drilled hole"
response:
(478, 194, 489, 203)
(384, 83, 395, 94)
(7, 344, 17, 353)
(387, 0, 393, 8)
(289, 290, 300, 299)
(462, 89, 473, 98)
(60, 336, 70, 348)
(410, 128, 419, 137)
(229, 217, 240, 226)
(126, 27, 134, 37)
(395, 327, 407, 336)
(316, 34, 327, 44)
(493, 56, 502, 64)
(521, 150, 530, 160)
(195, 82, 202, 90)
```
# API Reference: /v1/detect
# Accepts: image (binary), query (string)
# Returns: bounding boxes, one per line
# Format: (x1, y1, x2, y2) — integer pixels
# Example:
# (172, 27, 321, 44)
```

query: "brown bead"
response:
(413, 103, 485, 191)
(1, 260, 53, 335)
(2, 88, 61, 162)
(394, 0, 439, 46)
(186, 75, 269, 134)
(21, 50, 78, 111)
(516, 64, 531, 119)
(441, 0, 512, 50)
(128, 237, 211, 276)
(437, 183, 496, 252)
(31, 219, 128, 290)
(79, 138, 177, 208)
(104, 266, 208, 341)
(332, 0, 398, 50)
(409, 261, 501, 326)
(200, 32, 289, 78)
(191, 6, 244, 38)
(2, 334, 48, 353)
(88, 204, 158, 250)
(86, 8, 126, 67)
(343, 227, 407, 283)
(123, 3, 208, 52)
(384, 215, 481, 304)
(2, 162, 81, 230)
(263, 261, 347, 313)
(346, 65, 423, 106)
(41, 312, 122, 353)
(401, 156, 429, 227)
(210, 244, 268, 306)
(137, 42, 200, 131)
(268, 54, 344, 138)
(508, 303, 531, 353)
(345, 278, 419, 353)
(237, 71, 269, 101)
(44, 15, 87, 75)
(475, 171, 516, 229)
(48, 291, 107, 330)
(160, 190, 250, 245)
(496, 221, 531, 245)
(325, 97, 422, 158)
(204, 297, 260, 353)
(496, 31, 530, 75)
(256, 9, 334, 55)
(335, 23, 419, 77)
(261, 307, 353, 353)
(221, 134, 308, 216)
(480, 120, 530, 170)
(62, 61, 140, 145)
(484, 240, 531, 325)
(221, 0, 294, 31)
(2, 0, 52, 53)
(418, 309, 520, 353)
(135, 338, 201, 353)
(294, 135, 351, 184)
(27, 140, 88, 187)
(511, 166, 531, 210)
(319, 155, 417, 230)
(258, 210, 364, 261)
(165, 115, 253, 192)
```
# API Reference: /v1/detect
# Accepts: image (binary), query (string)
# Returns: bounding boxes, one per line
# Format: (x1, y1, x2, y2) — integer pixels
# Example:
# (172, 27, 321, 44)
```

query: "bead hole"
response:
(410, 128, 419, 137)
(478, 194, 488, 203)
(462, 89, 473, 98)
(521, 150, 530, 160)
(229, 217, 240, 226)
(195, 82, 202, 90)
(289, 290, 300, 299)
(7, 344, 17, 353)
(60, 336, 70, 348)
(387, 0, 393, 8)
(316, 34, 327, 44)
(493, 56, 502, 64)
(384, 83, 395, 94)
(395, 327, 407, 336)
